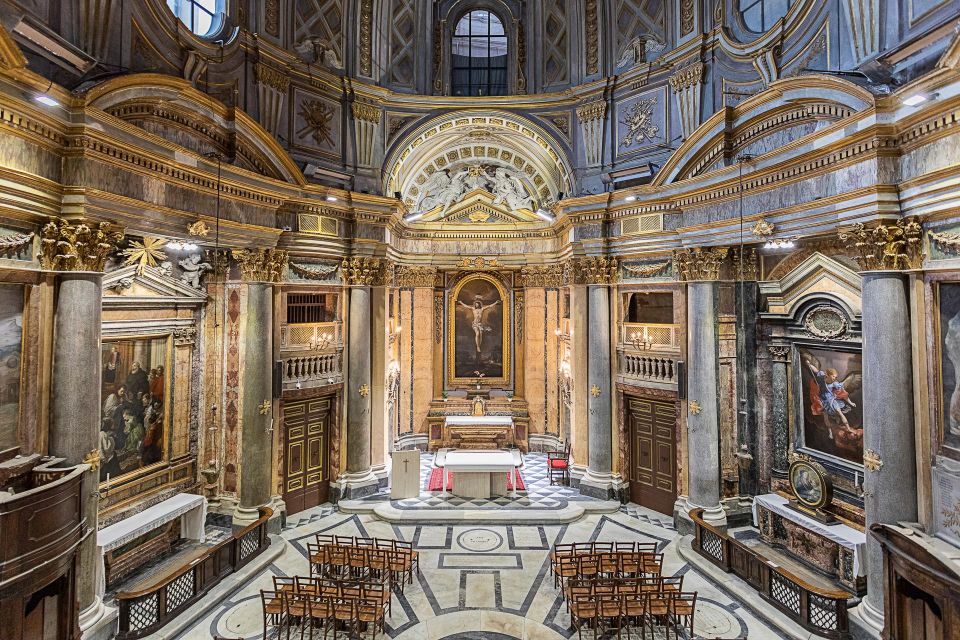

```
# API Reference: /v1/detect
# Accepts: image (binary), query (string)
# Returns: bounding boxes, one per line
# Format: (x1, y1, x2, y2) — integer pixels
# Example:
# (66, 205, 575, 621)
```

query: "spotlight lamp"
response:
(763, 237, 797, 250)
(902, 92, 936, 107)
(166, 240, 199, 251)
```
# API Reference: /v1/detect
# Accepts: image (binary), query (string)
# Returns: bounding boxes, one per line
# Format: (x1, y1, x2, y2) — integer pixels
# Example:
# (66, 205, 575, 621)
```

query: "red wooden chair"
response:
(548, 441, 571, 485)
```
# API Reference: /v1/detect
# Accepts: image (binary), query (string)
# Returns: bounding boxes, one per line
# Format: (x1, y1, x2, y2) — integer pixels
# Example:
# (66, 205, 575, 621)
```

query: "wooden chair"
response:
(598, 593, 623, 639)
(669, 591, 697, 639)
(295, 575, 320, 595)
(577, 554, 600, 581)
(335, 534, 355, 546)
(307, 543, 324, 577)
(315, 533, 334, 546)
(661, 575, 684, 593)
(273, 576, 296, 593)
(332, 597, 359, 640)
(570, 592, 601, 639)
(357, 596, 387, 639)
(306, 594, 333, 640)
(547, 441, 571, 485)
(554, 554, 578, 589)
(620, 592, 648, 640)
(327, 545, 351, 578)
(260, 590, 287, 640)
(388, 548, 413, 590)
(393, 540, 420, 576)
(282, 591, 311, 640)
(363, 580, 392, 618)
(599, 552, 619, 577)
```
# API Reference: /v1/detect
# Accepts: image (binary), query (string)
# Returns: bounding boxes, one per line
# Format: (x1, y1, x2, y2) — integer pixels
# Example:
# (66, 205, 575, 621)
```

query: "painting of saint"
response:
(451, 275, 508, 381)
(798, 348, 863, 464)
(0, 285, 23, 449)
(938, 283, 960, 452)
(99, 336, 169, 483)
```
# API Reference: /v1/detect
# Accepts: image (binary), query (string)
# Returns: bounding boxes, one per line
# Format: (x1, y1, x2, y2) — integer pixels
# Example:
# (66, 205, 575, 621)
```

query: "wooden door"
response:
(283, 396, 332, 515)
(627, 397, 677, 516)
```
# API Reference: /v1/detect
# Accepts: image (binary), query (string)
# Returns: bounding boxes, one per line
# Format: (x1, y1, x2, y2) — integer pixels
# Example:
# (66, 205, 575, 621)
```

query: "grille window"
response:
(287, 293, 337, 324)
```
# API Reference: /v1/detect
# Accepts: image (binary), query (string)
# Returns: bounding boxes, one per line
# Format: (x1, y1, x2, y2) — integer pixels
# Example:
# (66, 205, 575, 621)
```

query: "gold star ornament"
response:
(122, 236, 168, 274)
(590, 385, 601, 397)
(689, 401, 702, 415)
(359, 384, 370, 397)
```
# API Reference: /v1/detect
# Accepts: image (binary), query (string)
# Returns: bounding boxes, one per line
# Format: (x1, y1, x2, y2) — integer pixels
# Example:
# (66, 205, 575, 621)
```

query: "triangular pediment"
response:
(759, 252, 861, 319)
(419, 189, 540, 225)
(102, 264, 208, 308)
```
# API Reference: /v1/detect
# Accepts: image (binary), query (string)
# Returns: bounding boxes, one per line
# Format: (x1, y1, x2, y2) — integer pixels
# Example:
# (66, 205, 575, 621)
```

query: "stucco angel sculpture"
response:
(179, 253, 212, 289)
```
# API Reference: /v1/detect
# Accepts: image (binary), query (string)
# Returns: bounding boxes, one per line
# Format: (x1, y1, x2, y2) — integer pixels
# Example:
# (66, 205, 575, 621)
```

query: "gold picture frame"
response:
(447, 273, 511, 387)
(933, 281, 960, 459)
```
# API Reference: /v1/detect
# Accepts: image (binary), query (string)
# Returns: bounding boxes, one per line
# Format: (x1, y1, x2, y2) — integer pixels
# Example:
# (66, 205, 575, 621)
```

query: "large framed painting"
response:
(448, 273, 511, 385)
(797, 346, 864, 465)
(936, 282, 960, 456)
(99, 335, 171, 483)
(0, 285, 23, 449)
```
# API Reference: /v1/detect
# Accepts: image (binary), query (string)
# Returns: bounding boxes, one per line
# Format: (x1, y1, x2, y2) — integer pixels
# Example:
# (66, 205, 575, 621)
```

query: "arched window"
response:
(167, 0, 223, 37)
(451, 10, 508, 97)
(738, 0, 791, 32)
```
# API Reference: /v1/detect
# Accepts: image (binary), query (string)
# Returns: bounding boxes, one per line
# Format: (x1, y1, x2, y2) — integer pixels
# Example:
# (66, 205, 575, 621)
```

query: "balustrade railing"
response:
(116, 507, 273, 639)
(690, 508, 851, 639)
(620, 352, 679, 385)
(282, 353, 342, 386)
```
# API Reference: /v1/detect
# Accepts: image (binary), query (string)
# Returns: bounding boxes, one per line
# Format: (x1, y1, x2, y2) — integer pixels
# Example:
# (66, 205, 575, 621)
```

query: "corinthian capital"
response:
(340, 256, 385, 286)
(838, 217, 924, 271)
(232, 248, 288, 282)
(672, 247, 728, 281)
(38, 217, 123, 272)
(573, 256, 619, 285)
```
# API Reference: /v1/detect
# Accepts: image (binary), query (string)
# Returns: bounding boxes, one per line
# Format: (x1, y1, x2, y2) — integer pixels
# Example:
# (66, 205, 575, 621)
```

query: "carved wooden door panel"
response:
(283, 396, 332, 515)
(627, 397, 677, 516)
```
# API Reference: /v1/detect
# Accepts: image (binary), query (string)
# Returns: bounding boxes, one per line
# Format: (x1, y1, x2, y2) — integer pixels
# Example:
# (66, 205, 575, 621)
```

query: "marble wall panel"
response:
(399, 288, 413, 434)
(524, 288, 547, 434)
(412, 288, 435, 434)
(546, 288, 559, 435)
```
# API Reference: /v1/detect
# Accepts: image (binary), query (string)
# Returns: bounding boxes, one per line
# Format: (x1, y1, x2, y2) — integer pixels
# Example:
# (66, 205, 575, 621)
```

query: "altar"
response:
(753, 492, 866, 594)
(441, 449, 521, 499)
(441, 415, 516, 450)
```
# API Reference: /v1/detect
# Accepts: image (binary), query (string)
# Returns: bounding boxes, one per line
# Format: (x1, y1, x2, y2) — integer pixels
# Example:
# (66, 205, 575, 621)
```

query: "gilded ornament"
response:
(516, 292, 524, 343)
(0, 230, 33, 258)
(768, 344, 791, 362)
(620, 98, 660, 148)
(577, 100, 607, 123)
(290, 261, 340, 280)
(258, 400, 272, 415)
(359, 0, 373, 76)
(863, 449, 883, 472)
(752, 218, 775, 238)
(585, 0, 599, 75)
(590, 385, 602, 398)
(680, 0, 695, 36)
(38, 217, 123, 272)
(352, 101, 381, 124)
(519, 263, 566, 287)
(838, 217, 924, 271)
(457, 257, 501, 270)
(622, 261, 670, 279)
(668, 62, 704, 92)
(232, 248, 288, 282)
(83, 449, 101, 471)
(122, 236, 168, 275)
(187, 220, 210, 238)
(672, 247, 729, 281)
(689, 400, 702, 415)
(173, 326, 198, 346)
(340, 257, 384, 286)
(358, 384, 370, 397)
(929, 230, 960, 255)
(732, 247, 759, 281)
(803, 305, 848, 340)
(297, 99, 335, 147)
(395, 265, 438, 288)
(574, 256, 619, 285)
(434, 292, 444, 344)
(254, 62, 290, 92)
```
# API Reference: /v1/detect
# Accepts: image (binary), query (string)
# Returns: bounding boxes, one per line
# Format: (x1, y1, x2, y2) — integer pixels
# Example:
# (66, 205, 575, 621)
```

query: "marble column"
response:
(579, 284, 614, 498)
(679, 281, 727, 526)
(768, 344, 791, 479)
(855, 271, 918, 633)
(339, 257, 382, 499)
(40, 217, 123, 635)
(49, 272, 106, 632)
(232, 248, 287, 528)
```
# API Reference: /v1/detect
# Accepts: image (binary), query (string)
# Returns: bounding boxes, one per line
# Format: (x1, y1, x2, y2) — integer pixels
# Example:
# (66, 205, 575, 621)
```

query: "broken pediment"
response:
(102, 264, 208, 308)
(759, 252, 861, 321)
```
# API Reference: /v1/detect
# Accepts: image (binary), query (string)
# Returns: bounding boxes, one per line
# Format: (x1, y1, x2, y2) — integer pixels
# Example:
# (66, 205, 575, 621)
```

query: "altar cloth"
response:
(96, 493, 206, 596)
(752, 492, 866, 577)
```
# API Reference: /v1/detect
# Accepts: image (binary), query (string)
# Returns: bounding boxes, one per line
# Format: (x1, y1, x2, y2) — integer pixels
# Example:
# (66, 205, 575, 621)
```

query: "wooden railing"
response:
(116, 507, 273, 639)
(690, 508, 851, 639)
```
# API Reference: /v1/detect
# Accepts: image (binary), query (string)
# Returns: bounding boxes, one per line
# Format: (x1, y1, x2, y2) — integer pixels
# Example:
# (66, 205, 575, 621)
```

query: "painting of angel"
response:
(799, 348, 864, 464)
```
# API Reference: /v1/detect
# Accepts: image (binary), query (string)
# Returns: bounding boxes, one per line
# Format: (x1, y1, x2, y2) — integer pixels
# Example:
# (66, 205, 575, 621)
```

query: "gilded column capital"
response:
(254, 62, 290, 92)
(668, 61, 705, 93)
(768, 344, 791, 362)
(838, 217, 924, 271)
(732, 247, 759, 281)
(395, 265, 438, 288)
(573, 256, 619, 285)
(672, 247, 728, 281)
(340, 256, 385, 286)
(351, 100, 382, 124)
(576, 100, 607, 123)
(38, 217, 123, 272)
(232, 248, 288, 283)
(519, 263, 567, 287)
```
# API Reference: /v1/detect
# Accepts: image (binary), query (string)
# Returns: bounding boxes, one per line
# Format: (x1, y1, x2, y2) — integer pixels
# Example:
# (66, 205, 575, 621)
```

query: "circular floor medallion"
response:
(217, 596, 262, 638)
(692, 599, 748, 637)
(457, 527, 504, 552)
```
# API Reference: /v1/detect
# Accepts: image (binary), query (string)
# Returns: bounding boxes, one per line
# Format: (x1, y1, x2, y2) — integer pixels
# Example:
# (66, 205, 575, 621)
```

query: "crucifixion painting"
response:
(451, 274, 508, 381)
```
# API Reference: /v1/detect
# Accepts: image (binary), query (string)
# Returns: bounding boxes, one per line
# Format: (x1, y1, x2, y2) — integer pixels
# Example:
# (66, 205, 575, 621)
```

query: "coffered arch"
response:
(384, 110, 574, 217)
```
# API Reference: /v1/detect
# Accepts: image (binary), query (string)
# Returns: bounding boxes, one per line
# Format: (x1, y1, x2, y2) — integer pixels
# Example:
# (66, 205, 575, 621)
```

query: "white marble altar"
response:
(442, 449, 520, 499)
(96, 493, 206, 596)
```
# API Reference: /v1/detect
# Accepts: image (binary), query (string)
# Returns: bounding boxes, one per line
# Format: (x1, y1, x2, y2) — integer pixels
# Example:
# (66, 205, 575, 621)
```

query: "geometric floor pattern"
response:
(175, 504, 789, 639)
(355, 452, 606, 511)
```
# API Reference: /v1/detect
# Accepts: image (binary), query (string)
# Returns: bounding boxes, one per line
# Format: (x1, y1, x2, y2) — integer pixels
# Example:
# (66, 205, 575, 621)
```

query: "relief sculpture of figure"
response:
(413, 170, 452, 213)
(491, 168, 534, 211)
(178, 253, 211, 289)
(438, 168, 470, 217)
(457, 295, 501, 352)
(945, 310, 960, 436)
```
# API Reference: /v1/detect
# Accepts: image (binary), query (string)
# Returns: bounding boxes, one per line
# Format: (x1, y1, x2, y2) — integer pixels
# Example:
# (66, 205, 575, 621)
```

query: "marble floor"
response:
(174, 504, 790, 640)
